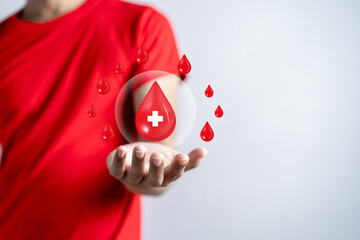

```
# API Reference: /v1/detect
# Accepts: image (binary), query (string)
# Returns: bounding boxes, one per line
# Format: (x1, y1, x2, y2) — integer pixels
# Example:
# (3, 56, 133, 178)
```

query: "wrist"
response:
(122, 182, 171, 196)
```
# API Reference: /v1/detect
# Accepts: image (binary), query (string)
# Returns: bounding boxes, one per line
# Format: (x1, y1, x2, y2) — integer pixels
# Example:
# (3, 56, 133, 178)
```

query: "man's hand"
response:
(106, 142, 207, 196)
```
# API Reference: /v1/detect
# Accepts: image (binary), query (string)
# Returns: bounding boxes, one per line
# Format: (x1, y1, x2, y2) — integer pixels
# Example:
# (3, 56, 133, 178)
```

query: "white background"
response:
(1, 0, 360, 239)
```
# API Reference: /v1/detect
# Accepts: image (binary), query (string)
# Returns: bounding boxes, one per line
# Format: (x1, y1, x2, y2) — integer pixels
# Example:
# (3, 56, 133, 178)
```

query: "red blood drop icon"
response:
(215, 105, 223, 118)
(136, 45, 149, 64)
(115, 63, 123, 74)
(97, 78, 110, 94)
(88, 105, 96, 117)
(200, 121, 214, 142)
(135, 81, 176, 141)
(205, 85, 214, 97)
(178, 54, 191, 75)
(101, 123, 114, 141)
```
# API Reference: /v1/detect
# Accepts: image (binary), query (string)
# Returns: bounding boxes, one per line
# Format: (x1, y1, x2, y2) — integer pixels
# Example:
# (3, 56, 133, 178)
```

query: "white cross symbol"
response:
(147, 111, 163, 127)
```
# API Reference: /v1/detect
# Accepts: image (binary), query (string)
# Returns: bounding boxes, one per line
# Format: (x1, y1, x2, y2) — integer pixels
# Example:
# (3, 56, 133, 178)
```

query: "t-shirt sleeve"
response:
(131, 7, 180, 76)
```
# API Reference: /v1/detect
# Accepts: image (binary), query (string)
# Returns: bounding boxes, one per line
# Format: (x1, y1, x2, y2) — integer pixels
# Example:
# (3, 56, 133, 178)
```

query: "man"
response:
(0, 0, 206, 239)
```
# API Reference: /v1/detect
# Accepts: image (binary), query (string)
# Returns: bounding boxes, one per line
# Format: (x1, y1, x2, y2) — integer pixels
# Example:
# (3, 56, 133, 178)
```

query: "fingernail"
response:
(179, 160, 188, 166)
(178, 156, 189, 165)
(136, 151, 145, 159)
(118, 147, 126, 158)
(153, 158, 162, 167)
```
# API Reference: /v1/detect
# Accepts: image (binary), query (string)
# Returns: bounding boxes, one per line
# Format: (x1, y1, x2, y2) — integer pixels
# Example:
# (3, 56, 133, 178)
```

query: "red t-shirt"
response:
(0, 0, 179, 239)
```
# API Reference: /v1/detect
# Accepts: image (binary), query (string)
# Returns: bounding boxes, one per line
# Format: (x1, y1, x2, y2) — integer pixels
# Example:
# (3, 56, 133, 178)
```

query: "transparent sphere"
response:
(115, 71, 196, 147)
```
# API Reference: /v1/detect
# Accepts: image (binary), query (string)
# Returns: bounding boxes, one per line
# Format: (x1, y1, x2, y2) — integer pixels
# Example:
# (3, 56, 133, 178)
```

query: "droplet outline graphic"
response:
(178, 54, 191, 75)
(115, 63, 124, 74)
(97, 78, 110, 94)
(101, 123, 114, 141)
(135, 81, 176, 142)
(200, 121, 214, 142)
(205, 85, 214, 98)
(88, 105, 96, 118)
(215, 105, 223, 118)
(136, 45, 149, 64)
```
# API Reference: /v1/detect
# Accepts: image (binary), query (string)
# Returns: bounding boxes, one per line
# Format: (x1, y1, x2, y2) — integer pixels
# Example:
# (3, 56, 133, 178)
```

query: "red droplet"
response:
(179, 74, 186, 80)
(88, 105, 96, 117)
(200, 121, 214, 142)
(215, 105, 223, 118)
(97, 78, 110, 94)
(115, 63, 124, 74)
(135, 81, 176, 141)
(101, 123, 114, 141)
(178, 54, 191, 75)
(205, 85, 214, 97)
(136, 45, 149, 64)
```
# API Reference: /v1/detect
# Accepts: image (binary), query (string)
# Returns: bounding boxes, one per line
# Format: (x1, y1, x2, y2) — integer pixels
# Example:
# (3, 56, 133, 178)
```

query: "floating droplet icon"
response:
(101, 123, 114, 141)
(135, 81, 176, 141)
(200, 122, 214, 142)
(115, 63, 123, 74)
(205, 85, 214, 98)
(215, 105, 223, 118)
(178, 54, 191, 75)
(136, 45, 149, 64)
(97, 78, 110, 94)
(88, 105, 96, 117)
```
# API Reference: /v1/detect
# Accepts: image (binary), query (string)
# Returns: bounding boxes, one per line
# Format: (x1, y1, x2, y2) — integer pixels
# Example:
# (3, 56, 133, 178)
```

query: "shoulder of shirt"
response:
(104, 0, 170, 26)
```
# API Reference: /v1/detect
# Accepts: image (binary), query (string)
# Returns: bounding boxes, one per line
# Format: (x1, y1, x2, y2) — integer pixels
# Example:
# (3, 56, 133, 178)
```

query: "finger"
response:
(144, 153, 165, 187)
(185, 148, 207, 171)
(127, 145, 147, 185)
(162, 153, 189, 186)
(109, 146, 127, 179)
(106, 149, 116, 170)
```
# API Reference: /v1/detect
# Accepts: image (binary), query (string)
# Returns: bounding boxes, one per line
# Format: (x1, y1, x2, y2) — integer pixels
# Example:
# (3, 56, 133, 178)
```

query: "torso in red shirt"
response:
(0, 0, 179, 239)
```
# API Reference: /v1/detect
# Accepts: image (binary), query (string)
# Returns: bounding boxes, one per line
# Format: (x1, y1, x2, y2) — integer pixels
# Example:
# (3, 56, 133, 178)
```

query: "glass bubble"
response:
(115, 71, 196, 147)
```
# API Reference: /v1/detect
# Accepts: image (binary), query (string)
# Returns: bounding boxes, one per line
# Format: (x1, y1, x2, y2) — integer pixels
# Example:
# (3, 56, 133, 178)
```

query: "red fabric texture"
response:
(0, 0, 180, 239)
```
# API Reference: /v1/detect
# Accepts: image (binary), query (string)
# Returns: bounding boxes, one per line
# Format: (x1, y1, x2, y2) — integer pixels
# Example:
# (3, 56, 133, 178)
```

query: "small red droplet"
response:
(179, 74, 186, 80)
(215, 105, 223, 118)
(200, 121, 214, 142)
(135, 81, 176, 142)
(115, 63, 123, 74)
(88, 105, 96, 117)
(205, 85, 214, 97)
(101, 123, 114, 141)
(97, 78, 110, 94)
(178, 54, 191, 75)
(136, 45, 149, 64)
